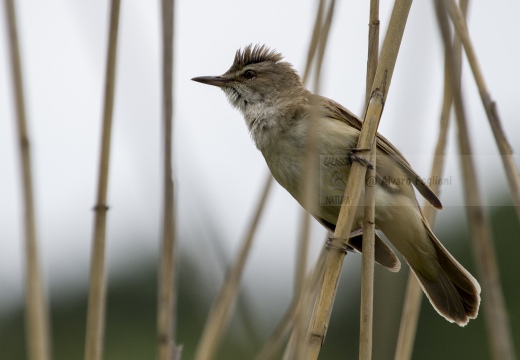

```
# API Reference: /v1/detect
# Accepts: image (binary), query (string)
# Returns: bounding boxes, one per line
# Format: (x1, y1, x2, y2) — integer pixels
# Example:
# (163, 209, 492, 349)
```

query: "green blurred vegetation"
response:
(0, 204, 518, 359)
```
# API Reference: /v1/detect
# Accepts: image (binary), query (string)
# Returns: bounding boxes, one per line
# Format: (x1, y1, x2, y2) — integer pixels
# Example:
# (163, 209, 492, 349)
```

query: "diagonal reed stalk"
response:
(393, 2, 464, 358)
(436, 2, 517, 359)
(194, 174, 273, 360)
(444, 0, 520, 222)
(254, 246, 329, 360)
(157, 0, 181, 359)
(252, 5, 334, 360)
(195, 2, 331, 353)
(294, 0, 335, 317)
(294, 212, 312, 304)
(289, 122, 320, 358)
(283, 247, 330, 360)
(84, 1, 121, 359)
(289, 1, 339, 359)
(3, 0, 52, 359)
(302, 0, 327, 88)
(312, 0, 336, 94)
(195, 7, 338, 348)
(305, 93, 384, 360)
(304, 2, 413, 359)
(258, 1, 339, 358)
(359, 1, 380, 359)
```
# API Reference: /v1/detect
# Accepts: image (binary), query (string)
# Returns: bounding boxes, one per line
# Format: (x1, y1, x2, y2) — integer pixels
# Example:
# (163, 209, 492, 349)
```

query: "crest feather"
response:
(225, 44, 283, 74)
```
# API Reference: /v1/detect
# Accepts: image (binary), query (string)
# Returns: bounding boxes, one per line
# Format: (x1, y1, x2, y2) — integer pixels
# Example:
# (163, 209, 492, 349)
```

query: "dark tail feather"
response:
(413, 221, 481, 326)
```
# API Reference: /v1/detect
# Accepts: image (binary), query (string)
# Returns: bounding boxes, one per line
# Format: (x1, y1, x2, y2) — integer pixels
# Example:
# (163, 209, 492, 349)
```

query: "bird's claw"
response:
(348, 148, 374, 170)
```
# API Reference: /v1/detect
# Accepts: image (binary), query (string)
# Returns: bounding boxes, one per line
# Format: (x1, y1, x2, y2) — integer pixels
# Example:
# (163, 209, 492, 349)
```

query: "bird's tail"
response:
(379, 205, 481, 326)
(411, 219, 481, 326)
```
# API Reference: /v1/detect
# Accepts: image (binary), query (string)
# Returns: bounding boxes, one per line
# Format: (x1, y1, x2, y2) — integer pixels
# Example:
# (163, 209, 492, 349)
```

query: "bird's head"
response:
(192, 44, 305, 114)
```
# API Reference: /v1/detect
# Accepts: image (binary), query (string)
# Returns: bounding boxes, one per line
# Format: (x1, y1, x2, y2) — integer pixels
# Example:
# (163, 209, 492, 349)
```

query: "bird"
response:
(192, 44, 480, 326)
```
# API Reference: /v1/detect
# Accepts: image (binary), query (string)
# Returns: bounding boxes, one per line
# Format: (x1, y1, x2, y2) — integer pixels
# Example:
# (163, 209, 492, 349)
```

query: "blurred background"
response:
(1, 1, 519, 359)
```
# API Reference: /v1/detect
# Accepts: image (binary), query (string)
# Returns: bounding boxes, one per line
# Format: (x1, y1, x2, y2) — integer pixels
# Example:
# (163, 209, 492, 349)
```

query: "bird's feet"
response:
(348, 148, 374, 170)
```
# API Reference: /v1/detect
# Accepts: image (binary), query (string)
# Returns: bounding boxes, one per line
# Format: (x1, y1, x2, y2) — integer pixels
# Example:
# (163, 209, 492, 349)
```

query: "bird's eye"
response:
(243, 70, 256, 79)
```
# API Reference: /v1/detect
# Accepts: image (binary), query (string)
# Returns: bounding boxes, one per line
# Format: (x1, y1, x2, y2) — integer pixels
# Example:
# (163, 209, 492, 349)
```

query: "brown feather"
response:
(314, 94, 443, 210)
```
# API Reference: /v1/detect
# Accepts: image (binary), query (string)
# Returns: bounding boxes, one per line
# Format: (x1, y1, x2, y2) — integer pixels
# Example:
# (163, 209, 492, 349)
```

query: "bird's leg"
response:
(325, 228, 366, 253)
(326, 236, 354, 253)
(348, 147, 374, 169)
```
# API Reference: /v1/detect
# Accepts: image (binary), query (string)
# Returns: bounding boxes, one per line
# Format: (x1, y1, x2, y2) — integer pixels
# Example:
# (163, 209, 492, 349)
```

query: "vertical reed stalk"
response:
(437, 2, 516, 359)
(304, 3, 413, 358)
(359, 149, 376, 360)
(4, 0, 52, 359)
(85, 1, 121, 359)
(365, 0, 380, 106)
(359, 1, 379, 358)
(157, 0, 180, 359)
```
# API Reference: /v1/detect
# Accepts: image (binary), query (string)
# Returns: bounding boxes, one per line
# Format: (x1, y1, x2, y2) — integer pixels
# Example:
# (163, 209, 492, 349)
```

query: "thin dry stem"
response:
(294, 73, 324, 304)
(255, 298, 299, 360)
(306, 92, 384, 360)
(287, 247, 328, 360)
(304, 2, 413, 358)
(359, 149, 376, 360)
(194, 174, 273, 360)
(262, 4, 337, 357)
(4, 0, 52, 359)
(257, 258, 325, 360)
(297, 0, 336, 290)
(365, 0, 380, 107)
(359, 1, 379, 359)
(290, 170, 317, 359)
(393, 2, 459, 357)
(393, 99, 452, 359)
(393, 278, 421, 360)
(291, 18, 335, 359)
(444, 0, 520, 222)
(157, 0, 180, 359)
(85, 1, 121, 359)
(437, 2, 516, 359)
(313, 0, 336, 94)
(294, 0, 335, 299)
(302, 0, 326, 86)
(294, 212, 311, 300)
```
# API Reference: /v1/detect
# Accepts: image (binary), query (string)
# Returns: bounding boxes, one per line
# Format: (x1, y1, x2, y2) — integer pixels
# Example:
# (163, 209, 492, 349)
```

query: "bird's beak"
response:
(191, 75, 230, 87)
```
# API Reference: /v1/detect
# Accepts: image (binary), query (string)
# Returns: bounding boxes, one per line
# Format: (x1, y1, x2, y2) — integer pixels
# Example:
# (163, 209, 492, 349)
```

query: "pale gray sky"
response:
(1, 1, 519, 319)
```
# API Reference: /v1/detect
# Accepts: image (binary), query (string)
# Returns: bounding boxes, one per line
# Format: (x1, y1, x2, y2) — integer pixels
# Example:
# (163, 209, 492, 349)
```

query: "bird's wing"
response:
(314, 94, 442, 209)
